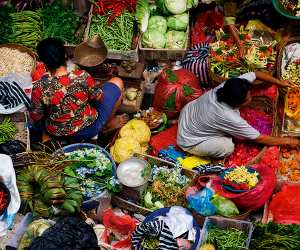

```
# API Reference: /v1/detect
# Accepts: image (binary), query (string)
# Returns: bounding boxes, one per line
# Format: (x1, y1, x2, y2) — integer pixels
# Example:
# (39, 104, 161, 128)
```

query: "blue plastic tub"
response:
(142, 207, 201, 250)
(58, 143, 116, 210)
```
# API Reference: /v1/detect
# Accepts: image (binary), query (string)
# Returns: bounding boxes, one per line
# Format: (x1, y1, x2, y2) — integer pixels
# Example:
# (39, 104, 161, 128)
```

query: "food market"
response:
(1, 0, 300, 249)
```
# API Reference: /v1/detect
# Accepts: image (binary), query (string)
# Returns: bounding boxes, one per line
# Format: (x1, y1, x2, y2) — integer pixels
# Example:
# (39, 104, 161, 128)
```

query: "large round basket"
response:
(141, 207, 201, 250)
(0, 182, 11, 216)
(0, 43, 37, 73)
(273, 0, 300, 20)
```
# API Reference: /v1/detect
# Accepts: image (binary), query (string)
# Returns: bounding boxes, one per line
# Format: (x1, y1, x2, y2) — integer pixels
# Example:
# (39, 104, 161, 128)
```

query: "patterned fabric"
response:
(30, 69, 103, 137)
(132, 219, 179, 250)
(182, 43, 210, 88)
(0, 81, 31, 110)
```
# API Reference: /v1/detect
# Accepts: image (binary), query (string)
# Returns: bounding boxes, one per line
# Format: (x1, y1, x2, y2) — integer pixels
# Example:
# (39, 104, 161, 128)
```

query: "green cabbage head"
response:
(167, 13, 189, 31)
(142, 29, 166, 49)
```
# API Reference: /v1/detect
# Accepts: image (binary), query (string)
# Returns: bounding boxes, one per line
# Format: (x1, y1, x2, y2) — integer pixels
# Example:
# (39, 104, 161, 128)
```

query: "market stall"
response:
(1, 0, 300, 249)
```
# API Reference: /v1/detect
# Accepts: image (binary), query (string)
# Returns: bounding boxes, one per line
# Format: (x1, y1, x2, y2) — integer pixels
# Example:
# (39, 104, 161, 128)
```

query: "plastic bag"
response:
(211, 194, 239, 217)
(0, 154, 21, 237)
(119, 119, 151, 144)
(212, 163, 276, 211)
(187, 187, 215, 216)
(269, 184, 300, 224)
(153, 69, 203, 119)
(101, 209, 136, 249)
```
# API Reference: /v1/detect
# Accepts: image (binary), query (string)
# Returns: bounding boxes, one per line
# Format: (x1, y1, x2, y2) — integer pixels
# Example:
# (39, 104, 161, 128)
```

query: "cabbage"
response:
(167, 13, 189, 31)
(142, 29, 166, 49)
(149, 4, 160, 16)
(136, 0, 150, 33)
(165, 0, 187, 14)
(148, 16, 167, 33)
(187, 0, 198, 9)
(165, 30, 187, 49)
(155, 0, 171, 15)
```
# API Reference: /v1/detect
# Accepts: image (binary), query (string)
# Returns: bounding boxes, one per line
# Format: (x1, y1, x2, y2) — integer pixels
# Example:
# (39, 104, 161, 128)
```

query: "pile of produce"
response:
(0, 47, 35, 76)
(223, 166, 259, 191)
(250, 222, 300, 249)
(280, 0, 300, 16)
(279, 147, 300, 181)
(8, 10, 42, 49)
(201, 225, 248, 250)
(0, 118, 17, 144)
(285, 88, 300, 120)
(89, 12, 135, 51)
(143, 166, 190, 209)
(0, 5, 15, 44)
(110, 119, 151, 163)
(64, 147, 119, 197)
(138, 0, 193, 49)
(18, 165, 83, 217)
(225, 142, 261, 166)
(210, 27, 277, 78)
(240, 107, 273, 135)
(282, 59, 300, 86)
(38, 0, 82, 44)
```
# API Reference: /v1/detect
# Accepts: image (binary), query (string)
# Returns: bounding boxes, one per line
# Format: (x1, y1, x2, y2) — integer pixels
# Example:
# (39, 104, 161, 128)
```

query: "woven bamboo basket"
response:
(112, 152, 198, 216)
(0, 43, 37, 73)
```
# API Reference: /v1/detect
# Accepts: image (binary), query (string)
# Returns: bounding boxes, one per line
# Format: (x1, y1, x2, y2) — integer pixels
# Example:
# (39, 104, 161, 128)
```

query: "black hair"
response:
(216, 77, 252, 107)
(37, 38, 66, 71)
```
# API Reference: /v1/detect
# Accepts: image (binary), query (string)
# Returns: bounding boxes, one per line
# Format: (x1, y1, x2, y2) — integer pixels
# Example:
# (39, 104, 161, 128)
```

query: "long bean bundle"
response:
(0, 118, 17, 144)
(89, 12, 135, 51)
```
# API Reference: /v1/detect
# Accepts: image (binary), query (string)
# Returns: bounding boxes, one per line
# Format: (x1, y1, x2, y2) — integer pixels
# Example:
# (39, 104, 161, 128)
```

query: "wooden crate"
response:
(139, 26, 189, 61)
(84, 6, 139, 62)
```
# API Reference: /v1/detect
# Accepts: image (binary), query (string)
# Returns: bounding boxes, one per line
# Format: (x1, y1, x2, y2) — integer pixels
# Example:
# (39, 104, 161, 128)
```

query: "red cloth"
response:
(269, 184, 300, 225)
(150, 124, 178, 156)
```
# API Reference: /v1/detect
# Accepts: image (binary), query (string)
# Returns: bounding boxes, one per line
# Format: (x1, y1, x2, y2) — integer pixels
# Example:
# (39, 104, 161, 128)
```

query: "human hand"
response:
(286, 137, 300, 148)
(278, 80, 297, 88)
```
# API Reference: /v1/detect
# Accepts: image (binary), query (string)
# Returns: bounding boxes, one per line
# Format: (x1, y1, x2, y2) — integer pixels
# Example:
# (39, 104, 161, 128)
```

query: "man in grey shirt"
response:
(177, 71, 300, 158)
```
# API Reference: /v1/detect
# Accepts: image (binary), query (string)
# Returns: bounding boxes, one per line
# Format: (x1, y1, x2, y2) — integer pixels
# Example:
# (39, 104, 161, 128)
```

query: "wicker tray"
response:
(112, 152, 198, 216)
(139, 25, 189, 61)
(84, 6, 139, 62)
(0, 43, 36, 73)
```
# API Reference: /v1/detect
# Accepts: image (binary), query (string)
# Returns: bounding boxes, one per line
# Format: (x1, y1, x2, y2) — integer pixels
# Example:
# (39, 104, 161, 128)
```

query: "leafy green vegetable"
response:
(165, 0, 187, 14)
(155, 0, 171, 15)
(149, 4, 161, 16)
(0, 5, 15, 44)
(142, 29, 166, 49)
(165, 30, 187, 49)
(167, 12, 189, 31)
(187, 0, 199, 9)
(38, 0, 81, 44)
(148, 16, 167, 33)
(136, 0, 150, 33)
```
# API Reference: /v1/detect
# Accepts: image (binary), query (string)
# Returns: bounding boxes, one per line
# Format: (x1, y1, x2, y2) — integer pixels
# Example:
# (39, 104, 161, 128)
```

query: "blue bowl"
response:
(220, 167, 258, 193)
(142, 207, 201, 250)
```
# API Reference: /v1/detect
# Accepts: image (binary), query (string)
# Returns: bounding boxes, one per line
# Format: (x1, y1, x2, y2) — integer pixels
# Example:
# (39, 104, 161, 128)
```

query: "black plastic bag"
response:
(27, 217, 98, 250)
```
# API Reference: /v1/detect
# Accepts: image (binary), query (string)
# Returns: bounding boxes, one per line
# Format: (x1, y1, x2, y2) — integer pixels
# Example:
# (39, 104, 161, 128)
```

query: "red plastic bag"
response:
(153, 69, 203, 119)
(212, 163, 276, 211)
(191, 10, 223, 46)
(101, 209, 136, 249)
(149, 124, 178, 156)
(269, 184, 300, 224)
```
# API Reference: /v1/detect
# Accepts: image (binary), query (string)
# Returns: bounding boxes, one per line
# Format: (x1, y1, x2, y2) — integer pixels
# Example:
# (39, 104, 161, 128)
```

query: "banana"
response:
(61, 200, 76, 214)
(43, 188, 66, 202)
(66, 192, 83, 203)
(48, 199, 65, 205)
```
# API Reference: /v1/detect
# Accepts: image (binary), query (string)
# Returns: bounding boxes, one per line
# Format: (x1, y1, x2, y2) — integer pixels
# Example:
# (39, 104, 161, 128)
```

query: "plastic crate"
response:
(199, 216, 254, 249)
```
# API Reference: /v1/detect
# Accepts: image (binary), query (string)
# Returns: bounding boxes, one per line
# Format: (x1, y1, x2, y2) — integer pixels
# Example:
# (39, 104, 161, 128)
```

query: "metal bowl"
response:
(117, 157, 151, 188)
(74, 36, 108, 67)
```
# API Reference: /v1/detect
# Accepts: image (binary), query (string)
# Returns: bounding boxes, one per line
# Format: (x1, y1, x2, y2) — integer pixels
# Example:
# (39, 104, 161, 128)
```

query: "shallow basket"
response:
(199, 216, 254, 249)
(111, 153, 198, 216)
(272, 0, 300, 20)
(0, 43, 36, 73)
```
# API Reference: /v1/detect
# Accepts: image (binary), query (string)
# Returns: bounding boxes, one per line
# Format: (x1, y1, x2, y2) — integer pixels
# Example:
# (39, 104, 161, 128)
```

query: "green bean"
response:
(0, 118, 18, 144)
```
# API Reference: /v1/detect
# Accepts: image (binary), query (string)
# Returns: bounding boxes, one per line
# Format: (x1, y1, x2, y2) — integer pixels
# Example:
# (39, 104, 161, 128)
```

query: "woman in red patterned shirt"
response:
(30, 38, 128, 141)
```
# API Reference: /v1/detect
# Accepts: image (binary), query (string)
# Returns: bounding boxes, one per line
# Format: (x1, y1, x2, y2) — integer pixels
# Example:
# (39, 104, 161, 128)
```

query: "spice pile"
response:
(279, 147, 300, 182)
(280, 0, 300, 16)
(282, 59, 300, 86)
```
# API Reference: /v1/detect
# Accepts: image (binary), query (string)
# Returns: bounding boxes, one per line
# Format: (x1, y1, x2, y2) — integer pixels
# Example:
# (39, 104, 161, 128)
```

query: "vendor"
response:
(30, 38, 128, 141)
(177, 72, 300, 158)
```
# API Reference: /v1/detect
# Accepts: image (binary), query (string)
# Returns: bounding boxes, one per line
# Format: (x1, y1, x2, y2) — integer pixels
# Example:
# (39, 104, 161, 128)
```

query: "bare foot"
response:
(102, 114, 129, 133)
